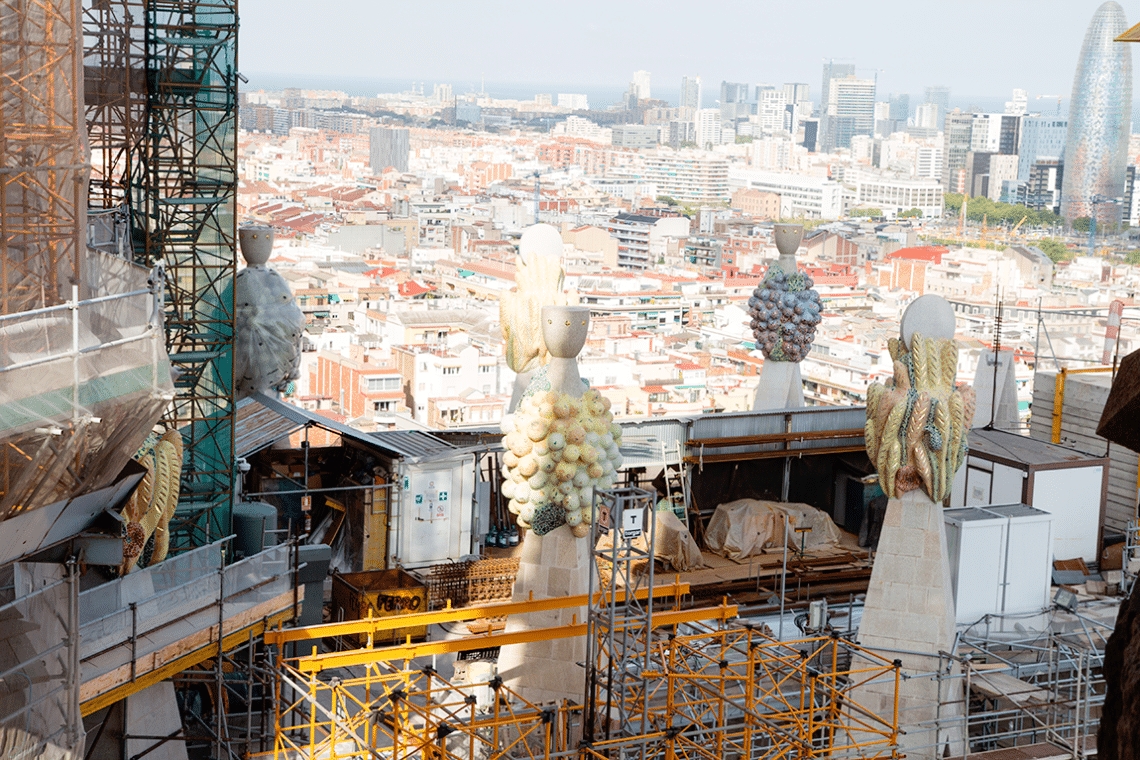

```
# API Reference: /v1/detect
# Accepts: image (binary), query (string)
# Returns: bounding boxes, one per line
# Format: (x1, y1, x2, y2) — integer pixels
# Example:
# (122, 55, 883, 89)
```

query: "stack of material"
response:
(704, 499, 841, 560)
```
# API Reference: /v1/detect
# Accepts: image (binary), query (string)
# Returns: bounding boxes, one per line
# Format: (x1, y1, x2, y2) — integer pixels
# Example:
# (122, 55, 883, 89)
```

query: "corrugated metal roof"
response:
(968, 427, 1105, 468)
(245, 392, 407, 458)
(618, 416, 690, 468)
(370, 430, 458, 459)
(235, 396, 306, 457)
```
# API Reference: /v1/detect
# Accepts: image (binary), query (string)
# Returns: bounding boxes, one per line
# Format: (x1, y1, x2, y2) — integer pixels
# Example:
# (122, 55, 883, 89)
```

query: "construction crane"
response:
(1011, 215, 1028, 238)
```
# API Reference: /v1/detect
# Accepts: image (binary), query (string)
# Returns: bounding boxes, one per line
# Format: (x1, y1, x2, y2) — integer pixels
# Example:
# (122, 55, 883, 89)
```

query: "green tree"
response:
(1072, 216, 1092, 233)
(735, 135, 754, 144)
(656, 195, 678, 206)
(1037, 238, 1072, 263)
(944, 193, 964, 214)
(850, 208, 883, 218)
(1125, 250, 1140, 266)
(898, 208, 922, 218)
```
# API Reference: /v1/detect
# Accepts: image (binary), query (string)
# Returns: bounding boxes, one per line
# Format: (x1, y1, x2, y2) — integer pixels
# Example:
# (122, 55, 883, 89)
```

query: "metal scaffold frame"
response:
(1, 0, 86, 316)
(263, 624, 902, 760)
(81, 0, 145, 212)
(82, 0, 239, 549)
(896, 606, 1115, 758)
(261, 584, 902, 760)
(584, 486, 657, 750)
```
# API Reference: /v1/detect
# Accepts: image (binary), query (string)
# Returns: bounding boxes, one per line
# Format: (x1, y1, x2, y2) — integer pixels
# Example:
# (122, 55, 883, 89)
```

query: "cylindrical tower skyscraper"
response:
(1060, 1, 1132, 227)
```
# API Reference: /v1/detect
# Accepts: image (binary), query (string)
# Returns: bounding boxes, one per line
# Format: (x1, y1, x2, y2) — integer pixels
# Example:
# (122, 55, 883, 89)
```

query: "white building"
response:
(988, 154, 1020, 202)
(916, 146, 942, 181)
(631, 70, 651, 100)
(970, 113, 1003, 153)
(852, 173, 944, 218)
(1005, 88, 1028, 116)
(555, 116, 611, 144)
(404, 344, 510, 423)
(751, 136, 796, 171)
(729, 167, 843, 219)
(756, 89, 788, 133)
(694, 108, 723, 148)
(914, 103, 940, 129)
(644, 152, 730, 204)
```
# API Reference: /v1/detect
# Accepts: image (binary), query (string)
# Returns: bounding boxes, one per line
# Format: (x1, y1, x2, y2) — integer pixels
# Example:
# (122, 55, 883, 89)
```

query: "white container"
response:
(944, 504, 1053, 626)
(950, 427, 1107, 563)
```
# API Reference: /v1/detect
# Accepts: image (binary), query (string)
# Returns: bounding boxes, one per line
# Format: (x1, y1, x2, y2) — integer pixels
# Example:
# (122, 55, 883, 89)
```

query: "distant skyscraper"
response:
(694, 108, 723, 148)
(823, 76, 875, 151)
(369, 127, 410, 174)
(942, 110, 975, 193)
(721, 81, 749, 103)
(432, 83, 453, 103)
(720, 81, 752, 121)
(756, 87, 788, 132)
(782, 83, 811, 133)
(1018, 116, 1068, 180)
(783, 83, 810, 105)
(923, 85, 951, 124)
(888, 93, 909, 121)
(820, 60, 855, 112)
(914, 103, 939, 130)
(1060, 1, 1132, 226)
(680, 76, 702, 110)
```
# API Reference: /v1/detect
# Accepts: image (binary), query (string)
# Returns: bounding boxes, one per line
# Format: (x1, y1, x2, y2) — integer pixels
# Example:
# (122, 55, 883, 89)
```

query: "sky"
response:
(240, 0, 1135, 103)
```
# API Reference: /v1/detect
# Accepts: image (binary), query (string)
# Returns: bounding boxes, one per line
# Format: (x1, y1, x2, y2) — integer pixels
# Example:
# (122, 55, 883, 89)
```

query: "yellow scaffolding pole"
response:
(265, 580, 690, 647)
(294, 601, 736, 674)
(1050, 366, 1114, 444)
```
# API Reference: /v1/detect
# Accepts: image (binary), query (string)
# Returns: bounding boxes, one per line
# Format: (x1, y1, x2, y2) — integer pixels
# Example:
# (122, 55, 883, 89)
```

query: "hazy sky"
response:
(240, 0, 1135, 100)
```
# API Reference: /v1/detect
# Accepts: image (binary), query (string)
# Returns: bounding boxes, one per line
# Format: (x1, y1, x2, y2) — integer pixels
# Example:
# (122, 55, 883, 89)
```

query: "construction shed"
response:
(1030, 369, 1139, 538)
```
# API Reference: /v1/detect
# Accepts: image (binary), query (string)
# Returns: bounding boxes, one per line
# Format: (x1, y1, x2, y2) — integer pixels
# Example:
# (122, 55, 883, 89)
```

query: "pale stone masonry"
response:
(497, 528, 590, 704)
(851, 490, 963, 758)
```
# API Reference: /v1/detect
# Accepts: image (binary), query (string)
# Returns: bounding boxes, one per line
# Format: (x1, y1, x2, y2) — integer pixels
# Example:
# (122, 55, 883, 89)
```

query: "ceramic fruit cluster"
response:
(499, 387, 623, 538)
(748, 266, 822, 362)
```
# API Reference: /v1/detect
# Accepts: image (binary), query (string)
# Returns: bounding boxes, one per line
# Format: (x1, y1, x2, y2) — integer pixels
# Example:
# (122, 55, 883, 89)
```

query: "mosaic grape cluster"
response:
(747, 266, 822, 363)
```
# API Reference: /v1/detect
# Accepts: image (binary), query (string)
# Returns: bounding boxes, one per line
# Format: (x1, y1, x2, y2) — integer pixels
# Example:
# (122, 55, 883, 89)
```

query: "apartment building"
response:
(728, 167, 843, 219)
(642, 152, 730, 204)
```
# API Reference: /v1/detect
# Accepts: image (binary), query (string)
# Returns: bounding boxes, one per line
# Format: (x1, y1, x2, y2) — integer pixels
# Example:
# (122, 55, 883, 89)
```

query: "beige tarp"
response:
(594, 509, 705, 583)
(704, 499, 842, 560)
(653, 510, 704, 571)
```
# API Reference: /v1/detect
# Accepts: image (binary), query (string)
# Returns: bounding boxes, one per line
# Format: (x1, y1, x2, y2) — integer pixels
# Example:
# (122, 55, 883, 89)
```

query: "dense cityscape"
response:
(237, 3, 1140, 435)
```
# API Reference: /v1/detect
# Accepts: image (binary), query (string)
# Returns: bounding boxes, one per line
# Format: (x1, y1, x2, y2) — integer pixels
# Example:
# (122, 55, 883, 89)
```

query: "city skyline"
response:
(240, 0, 1131, 101)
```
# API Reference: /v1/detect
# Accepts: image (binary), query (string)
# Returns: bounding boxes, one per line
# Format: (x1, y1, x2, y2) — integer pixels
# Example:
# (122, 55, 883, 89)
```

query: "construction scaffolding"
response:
(262, 596, 903, 760)
(82, 0, 240, 549)
(1, 0, 87, 317)
(879, 601, 1116, 759)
